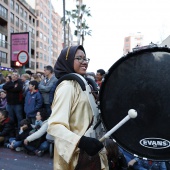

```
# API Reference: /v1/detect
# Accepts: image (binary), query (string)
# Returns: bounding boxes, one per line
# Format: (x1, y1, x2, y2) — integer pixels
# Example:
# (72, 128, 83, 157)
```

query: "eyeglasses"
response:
(75, 57, 90, 63)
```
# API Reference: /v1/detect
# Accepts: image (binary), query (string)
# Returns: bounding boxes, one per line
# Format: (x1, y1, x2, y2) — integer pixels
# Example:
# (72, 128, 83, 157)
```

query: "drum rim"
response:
(98, 46, 170, 161)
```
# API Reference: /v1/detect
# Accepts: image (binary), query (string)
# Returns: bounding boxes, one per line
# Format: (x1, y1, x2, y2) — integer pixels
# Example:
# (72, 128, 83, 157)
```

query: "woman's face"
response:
(36, 112, 42, 121)
(6, 77, 10, 82)
(1, 92, 6, 98)
(74, 49, 88, 75)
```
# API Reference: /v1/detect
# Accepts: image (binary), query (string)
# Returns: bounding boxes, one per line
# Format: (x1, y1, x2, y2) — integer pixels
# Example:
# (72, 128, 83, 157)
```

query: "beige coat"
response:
(48, 80, 108, 170)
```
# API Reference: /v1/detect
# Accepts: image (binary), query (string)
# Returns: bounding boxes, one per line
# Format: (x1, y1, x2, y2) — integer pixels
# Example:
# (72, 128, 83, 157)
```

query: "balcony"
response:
(0, 12, 8, 22)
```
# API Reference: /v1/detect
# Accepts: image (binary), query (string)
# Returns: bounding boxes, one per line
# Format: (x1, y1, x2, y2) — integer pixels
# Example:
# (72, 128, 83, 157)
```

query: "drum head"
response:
(99, 47, 170, 160)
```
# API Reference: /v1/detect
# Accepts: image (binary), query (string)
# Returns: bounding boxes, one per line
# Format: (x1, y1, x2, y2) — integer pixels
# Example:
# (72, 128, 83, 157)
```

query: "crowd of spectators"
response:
(0, 67, 170, 170)
(0, 66, 57, 157)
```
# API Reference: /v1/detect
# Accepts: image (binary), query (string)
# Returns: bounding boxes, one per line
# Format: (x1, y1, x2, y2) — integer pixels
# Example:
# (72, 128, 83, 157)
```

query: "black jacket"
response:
(3, 79, 23, 105)
(0, 117, 15, 138)
(16, 126, 33, 141)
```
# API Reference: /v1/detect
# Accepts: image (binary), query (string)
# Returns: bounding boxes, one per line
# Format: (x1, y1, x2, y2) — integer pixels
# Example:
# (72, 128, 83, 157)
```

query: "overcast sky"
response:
(51, 0, 170, 73)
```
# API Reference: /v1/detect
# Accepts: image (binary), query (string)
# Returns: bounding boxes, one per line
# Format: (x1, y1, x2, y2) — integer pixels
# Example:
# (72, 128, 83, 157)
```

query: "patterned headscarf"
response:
(54, 45, 86, 78)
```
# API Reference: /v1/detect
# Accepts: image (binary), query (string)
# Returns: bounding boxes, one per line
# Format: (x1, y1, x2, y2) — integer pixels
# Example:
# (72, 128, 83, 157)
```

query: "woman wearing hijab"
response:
(47, 45, 108, 170)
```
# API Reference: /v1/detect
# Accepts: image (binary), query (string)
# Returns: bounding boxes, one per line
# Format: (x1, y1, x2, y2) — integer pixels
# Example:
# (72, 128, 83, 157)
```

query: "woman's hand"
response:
(24, 139, 28, 145)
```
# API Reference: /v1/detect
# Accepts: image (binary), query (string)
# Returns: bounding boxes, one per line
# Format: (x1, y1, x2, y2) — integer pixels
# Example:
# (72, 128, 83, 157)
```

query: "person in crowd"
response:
(86, 72, 96, 81)
(36, 73, 43, 81)
(47, 45, 108, 170)
(120, 148, 167, 170)
(5, 75, 12, 83)
(0, 90, 7, 110)
(0, 110, 15, 146)
(96, 69, 106, 88)
(21, 73, 30, 97)
(24, 108, 49, 157)
(6, 118, 32, 151)
(29, 108, 45, 135)
(3, 72, 23, 129)
(38, 65, 57, 117)
(49, 80, 58, 106)
(105, 138, 128, 170)
(0, 76, 6, 89)
(25, 70, 33, 77)
(31, 73, 41, 83)
(24, 80, 43, 124)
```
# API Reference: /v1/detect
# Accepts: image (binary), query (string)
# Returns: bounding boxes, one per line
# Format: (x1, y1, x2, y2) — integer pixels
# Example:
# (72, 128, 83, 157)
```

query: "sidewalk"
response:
(0, 147, 53, 170)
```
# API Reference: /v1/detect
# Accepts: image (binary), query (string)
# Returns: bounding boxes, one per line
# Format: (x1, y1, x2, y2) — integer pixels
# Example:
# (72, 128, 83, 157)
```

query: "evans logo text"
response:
(140, 138, 170, 149)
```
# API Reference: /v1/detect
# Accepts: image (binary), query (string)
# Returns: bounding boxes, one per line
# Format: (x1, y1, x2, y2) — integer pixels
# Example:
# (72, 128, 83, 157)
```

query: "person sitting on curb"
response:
(24, 108, 49, 157)
(0, 110, 15, 146)
(6, 119, 32, 151)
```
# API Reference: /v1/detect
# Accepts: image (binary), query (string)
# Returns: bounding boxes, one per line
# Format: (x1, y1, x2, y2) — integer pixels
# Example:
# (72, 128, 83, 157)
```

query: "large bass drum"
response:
(99, 47, 170, 161)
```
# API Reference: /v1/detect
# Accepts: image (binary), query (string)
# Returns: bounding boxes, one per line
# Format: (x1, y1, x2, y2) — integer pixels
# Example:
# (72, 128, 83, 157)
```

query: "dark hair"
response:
(20, 119, 30, 127)
(26, 70, 33, 75)
(97, 69, 105, 76)
(6, 76, 12, 81)
(44, 65, 53, 73)
(29, 80, 38, 89)
(105, 138, 119, 161)
(0, 110, 8, 118)
(37, 108, 47, 121)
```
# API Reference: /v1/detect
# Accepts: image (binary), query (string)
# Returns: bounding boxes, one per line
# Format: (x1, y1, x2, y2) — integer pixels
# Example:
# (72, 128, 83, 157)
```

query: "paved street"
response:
(0, 147, 53, 170)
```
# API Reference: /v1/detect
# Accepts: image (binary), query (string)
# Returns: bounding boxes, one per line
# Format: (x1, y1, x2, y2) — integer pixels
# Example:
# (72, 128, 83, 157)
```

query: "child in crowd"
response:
(6, 119, 32, 151)
(24, 80, 43, 124)
(105, 138, 128, 170)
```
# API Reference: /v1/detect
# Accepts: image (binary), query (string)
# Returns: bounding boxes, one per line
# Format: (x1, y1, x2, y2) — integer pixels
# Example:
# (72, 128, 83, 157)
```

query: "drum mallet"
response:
(99, 109, 137, 142)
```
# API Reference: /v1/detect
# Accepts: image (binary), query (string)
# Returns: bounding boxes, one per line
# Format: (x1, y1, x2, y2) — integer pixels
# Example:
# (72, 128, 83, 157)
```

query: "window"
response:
(20, 20, 23, 30)
(40, 12, 43, 18)
(40, 63, 43, 69)
(0, 5, 8, 19)
(40, 21, 43, 29)
(10, 26, 14, 33)
(44, 54, 46, 61)
(24, 11, 27, 20)
(0, 51, 7, 63)
(43, 35, 46, 42)
(10, 13, 14, 24)
(20, 7, 23, 17)
(24, 23, 27, 31)
(0, 33, 6, 48)
(36, 41, 39, 48)
(40, 32, 43, 39)
(36, 62, 39, 69)
(44, 16, 47, 22)
(15, 3, 19, 13)
(15, 16, 19, 27)
(40, 53, 43, 59)
(40, 42, 43, 49)
(44, 45, 46, 51)
(31, 61, 35, 70)
(36, 20, 39, 27)
(36, 31, 39, 37)
(10, 0, 14, 10)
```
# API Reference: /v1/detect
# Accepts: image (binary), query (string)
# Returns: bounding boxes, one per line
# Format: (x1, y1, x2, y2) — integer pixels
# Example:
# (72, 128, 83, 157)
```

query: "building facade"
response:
(0, 0, 63, 73)
(33, 0, 62, 73)
(123, 32, 144, 55)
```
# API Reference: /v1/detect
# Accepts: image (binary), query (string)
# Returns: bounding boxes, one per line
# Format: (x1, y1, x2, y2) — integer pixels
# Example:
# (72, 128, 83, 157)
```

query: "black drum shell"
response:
(99, 47, 170, 161)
